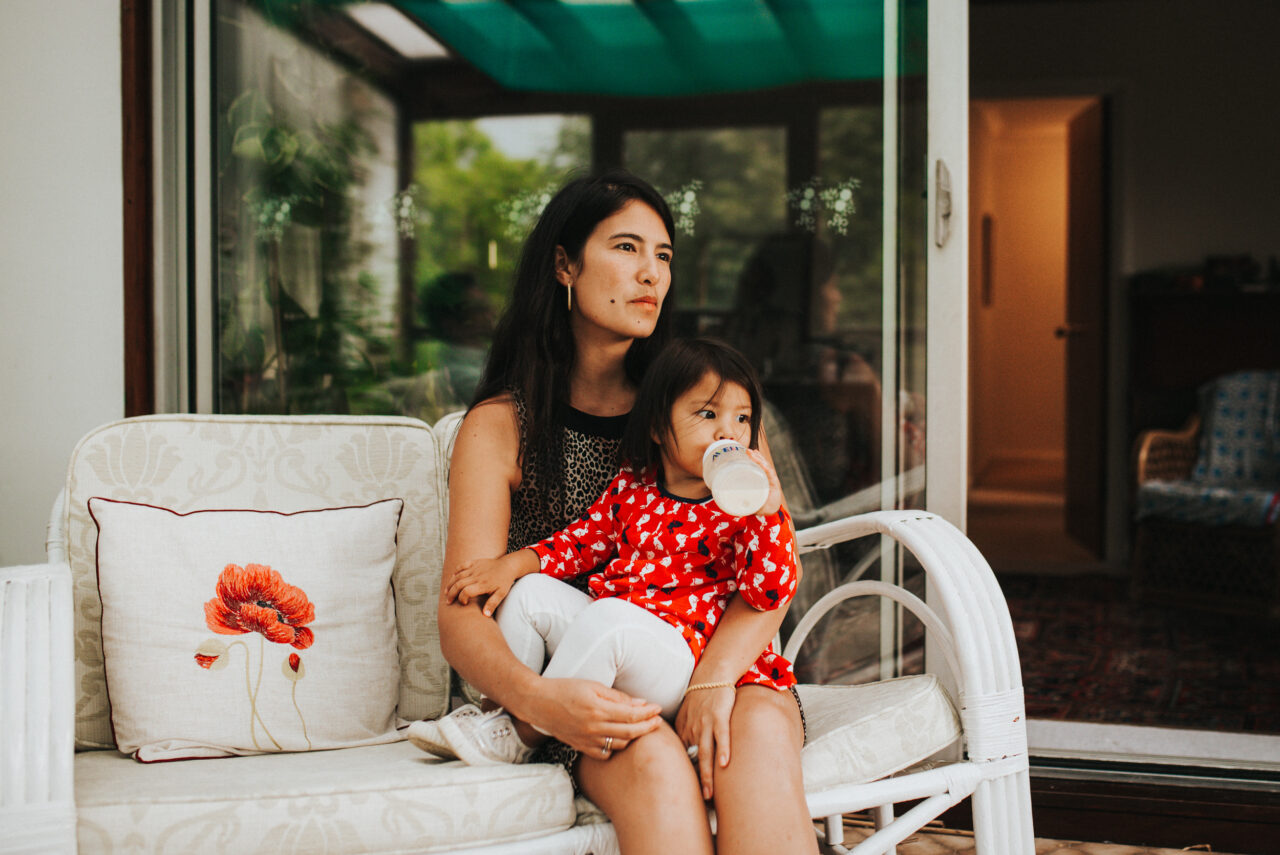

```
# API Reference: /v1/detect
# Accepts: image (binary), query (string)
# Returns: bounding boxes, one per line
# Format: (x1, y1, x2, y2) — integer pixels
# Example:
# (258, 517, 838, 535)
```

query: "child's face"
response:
(659, 372, 753, 495)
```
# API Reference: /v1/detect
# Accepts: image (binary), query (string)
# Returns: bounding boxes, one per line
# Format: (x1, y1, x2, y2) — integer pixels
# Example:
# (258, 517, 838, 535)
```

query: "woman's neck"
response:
(568, 334, 635, 417)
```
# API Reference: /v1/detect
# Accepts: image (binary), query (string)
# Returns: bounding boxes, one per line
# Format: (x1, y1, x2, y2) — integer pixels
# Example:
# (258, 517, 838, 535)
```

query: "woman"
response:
(437, 169, 817, 855)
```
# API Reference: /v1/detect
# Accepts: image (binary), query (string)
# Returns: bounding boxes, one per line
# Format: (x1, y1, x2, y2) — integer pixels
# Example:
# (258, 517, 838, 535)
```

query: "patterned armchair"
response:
(1132, 370, 1280, 616)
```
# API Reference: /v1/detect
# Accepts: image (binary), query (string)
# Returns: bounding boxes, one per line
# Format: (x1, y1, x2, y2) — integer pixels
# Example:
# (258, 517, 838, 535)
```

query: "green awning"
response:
(396, 0, 888, 97)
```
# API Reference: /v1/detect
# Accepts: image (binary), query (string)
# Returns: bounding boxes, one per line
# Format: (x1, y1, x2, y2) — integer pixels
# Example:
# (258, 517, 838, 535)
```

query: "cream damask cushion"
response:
(64, 416, 449, 750)
(74, 741, 577, 854)
(90, 497, 404, 761)
(796, 675, 960, 791)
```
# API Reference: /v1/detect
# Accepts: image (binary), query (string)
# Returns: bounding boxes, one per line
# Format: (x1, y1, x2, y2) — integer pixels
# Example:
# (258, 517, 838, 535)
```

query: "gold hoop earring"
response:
(566, 283, 573, 311)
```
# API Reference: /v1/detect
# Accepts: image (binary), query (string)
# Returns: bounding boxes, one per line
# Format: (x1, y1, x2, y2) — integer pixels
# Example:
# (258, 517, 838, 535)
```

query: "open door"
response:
(1063, 98, 1107, 555)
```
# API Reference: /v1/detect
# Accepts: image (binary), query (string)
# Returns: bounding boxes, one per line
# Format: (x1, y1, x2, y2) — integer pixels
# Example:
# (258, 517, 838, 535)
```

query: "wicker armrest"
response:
(0, 562, 76, 855)
(1134, 414, 1201, 485)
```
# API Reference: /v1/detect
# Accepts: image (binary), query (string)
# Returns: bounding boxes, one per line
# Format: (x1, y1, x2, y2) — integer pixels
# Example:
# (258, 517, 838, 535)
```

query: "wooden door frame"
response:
(1063, 96, 1109, 557)
(122, 0, 154, 416)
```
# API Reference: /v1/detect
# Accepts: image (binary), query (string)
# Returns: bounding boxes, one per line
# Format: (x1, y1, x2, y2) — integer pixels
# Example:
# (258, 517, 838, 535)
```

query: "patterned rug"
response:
(1001, 573, 1280, 733)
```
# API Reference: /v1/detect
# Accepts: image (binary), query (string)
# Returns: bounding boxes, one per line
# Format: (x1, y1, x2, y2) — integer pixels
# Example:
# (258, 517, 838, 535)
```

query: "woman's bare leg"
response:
(713, 686, 816, 855)
(578, 723, 714, 855)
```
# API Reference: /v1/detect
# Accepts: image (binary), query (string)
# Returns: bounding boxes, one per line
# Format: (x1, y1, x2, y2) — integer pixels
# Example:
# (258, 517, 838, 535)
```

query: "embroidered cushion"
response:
(62, 415, 449, 752)
(88, 497, 405, 761)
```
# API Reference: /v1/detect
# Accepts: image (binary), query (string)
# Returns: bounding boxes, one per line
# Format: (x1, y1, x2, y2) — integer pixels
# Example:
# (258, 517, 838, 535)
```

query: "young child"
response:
(409, 337, 799, 765)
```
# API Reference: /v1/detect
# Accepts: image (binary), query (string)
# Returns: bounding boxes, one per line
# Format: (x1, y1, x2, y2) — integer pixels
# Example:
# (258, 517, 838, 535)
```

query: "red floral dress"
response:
(528, 466, 799, 690)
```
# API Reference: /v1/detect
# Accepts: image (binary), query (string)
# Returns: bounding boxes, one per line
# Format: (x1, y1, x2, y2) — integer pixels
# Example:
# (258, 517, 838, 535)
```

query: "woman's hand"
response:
(675, 685, 737, 799)
(526, 678, 664, 758)
(745, 447, 783, 517)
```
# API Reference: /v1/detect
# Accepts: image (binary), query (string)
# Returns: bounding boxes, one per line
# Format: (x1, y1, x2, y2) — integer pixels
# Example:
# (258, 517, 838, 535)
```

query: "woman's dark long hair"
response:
(470, 168, 677, 486)
(621, 337, 764, 479)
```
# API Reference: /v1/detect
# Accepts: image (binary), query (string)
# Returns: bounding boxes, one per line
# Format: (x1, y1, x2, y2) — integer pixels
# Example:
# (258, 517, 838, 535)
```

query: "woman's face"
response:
(557, 200, 673, 343)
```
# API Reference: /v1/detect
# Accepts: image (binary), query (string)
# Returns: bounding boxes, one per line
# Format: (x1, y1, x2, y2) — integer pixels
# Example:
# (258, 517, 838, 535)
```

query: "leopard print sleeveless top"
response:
(507, 397, 628, 554)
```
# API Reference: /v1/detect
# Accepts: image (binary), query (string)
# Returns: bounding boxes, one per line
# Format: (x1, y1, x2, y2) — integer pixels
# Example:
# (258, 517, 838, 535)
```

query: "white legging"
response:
(495, 574, 696, 720)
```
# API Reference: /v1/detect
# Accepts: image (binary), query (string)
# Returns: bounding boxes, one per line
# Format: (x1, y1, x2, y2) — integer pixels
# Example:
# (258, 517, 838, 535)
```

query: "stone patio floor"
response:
(832, 821, 1236, 855)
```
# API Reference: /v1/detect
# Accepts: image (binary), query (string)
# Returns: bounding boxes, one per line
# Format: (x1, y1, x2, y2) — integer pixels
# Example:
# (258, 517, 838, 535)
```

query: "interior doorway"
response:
(967, 96, 1105, 572)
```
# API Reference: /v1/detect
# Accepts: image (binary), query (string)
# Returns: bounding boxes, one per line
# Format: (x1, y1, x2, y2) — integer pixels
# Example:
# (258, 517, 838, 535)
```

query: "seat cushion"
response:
(1137, 479, 1280, 527)
(75, 740, 576, 854)
(796, 675, 960, 792)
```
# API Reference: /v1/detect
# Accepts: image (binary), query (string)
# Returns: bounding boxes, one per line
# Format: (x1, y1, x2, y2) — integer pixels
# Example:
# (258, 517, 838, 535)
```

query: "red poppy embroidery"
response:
(204, 563, 316, 649)
(288, 653, 301, 672)
(194, 653, 218, 669)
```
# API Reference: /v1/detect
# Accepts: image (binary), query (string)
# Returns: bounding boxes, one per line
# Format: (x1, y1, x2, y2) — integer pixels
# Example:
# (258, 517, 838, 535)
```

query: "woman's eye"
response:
(657, 251, 672, 263)
(615, 242, 635, 252)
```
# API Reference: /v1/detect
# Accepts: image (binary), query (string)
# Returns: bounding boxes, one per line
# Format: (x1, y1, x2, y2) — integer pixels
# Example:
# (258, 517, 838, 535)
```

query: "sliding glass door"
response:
(175, 0, 967, 705)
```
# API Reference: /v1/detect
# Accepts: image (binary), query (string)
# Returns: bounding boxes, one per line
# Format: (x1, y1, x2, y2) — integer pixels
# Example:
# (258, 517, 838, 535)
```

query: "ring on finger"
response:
(602, 735, 613, 757)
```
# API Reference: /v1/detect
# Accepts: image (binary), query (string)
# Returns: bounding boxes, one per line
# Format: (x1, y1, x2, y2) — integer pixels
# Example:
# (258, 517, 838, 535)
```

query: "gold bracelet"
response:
(683, 680, 736, 697)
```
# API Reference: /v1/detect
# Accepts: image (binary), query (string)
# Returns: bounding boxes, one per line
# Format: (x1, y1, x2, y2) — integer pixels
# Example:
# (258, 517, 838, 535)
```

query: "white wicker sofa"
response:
(0, 414, 1033, 855)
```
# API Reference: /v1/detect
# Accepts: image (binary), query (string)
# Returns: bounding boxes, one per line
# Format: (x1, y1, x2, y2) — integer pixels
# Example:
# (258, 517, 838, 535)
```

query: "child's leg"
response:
(541, 598, 696, 720)
(408, 575, 593, 765)
(494, 573, 593, 673)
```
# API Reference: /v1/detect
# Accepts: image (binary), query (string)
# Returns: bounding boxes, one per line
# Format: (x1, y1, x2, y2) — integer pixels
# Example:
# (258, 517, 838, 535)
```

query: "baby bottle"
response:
(701, 440, 770, 516)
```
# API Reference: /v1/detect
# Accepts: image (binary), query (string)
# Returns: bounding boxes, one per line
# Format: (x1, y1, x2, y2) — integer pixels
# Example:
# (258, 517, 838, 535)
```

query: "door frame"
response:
(924, 0, 968, 530)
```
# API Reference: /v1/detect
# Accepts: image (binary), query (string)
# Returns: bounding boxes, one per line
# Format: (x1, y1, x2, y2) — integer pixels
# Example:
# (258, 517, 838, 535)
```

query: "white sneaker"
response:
(407, 704, 534, 766)
(405, 716, 454, 759)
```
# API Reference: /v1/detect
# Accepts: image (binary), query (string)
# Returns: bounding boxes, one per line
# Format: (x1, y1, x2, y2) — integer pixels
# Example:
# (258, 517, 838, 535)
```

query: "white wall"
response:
(972, 0, 1280, 273)
(1, 1, 123, 565)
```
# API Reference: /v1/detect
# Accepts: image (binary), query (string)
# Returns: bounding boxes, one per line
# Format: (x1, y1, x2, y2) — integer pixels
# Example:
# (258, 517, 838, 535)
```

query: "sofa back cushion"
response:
(64, 415, 449, 750)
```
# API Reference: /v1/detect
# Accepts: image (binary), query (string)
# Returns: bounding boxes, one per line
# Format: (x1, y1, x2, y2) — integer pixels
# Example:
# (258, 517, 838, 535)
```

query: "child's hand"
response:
(744, 447, 783, 516)
(445, 550, 537, 616)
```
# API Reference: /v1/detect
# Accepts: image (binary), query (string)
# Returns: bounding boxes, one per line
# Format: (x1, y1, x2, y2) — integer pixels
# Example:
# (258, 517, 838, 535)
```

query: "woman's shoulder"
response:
(455, 395, 521, 461)
(463, 393, 518, 427)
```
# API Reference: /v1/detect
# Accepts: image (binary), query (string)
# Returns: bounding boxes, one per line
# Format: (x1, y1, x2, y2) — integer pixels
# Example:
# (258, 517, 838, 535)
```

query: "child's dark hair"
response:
(621, 337, 764, 475)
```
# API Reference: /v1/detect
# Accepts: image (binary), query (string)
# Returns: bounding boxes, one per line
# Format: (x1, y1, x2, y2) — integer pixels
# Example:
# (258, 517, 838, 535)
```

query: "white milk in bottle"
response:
(701, 439, 769, 516)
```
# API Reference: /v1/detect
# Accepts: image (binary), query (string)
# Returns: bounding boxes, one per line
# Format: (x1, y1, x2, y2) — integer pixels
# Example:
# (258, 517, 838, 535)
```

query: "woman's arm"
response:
(437, 400, 662, 752)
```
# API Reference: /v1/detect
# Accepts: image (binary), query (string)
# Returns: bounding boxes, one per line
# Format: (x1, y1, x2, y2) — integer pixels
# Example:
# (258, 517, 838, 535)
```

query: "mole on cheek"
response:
(610, 299, 616, 303)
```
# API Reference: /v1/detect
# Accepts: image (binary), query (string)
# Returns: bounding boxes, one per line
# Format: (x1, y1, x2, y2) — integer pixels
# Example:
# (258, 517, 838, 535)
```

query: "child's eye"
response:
(696, 409, 715, 420)
(737, 414, 750, 424)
